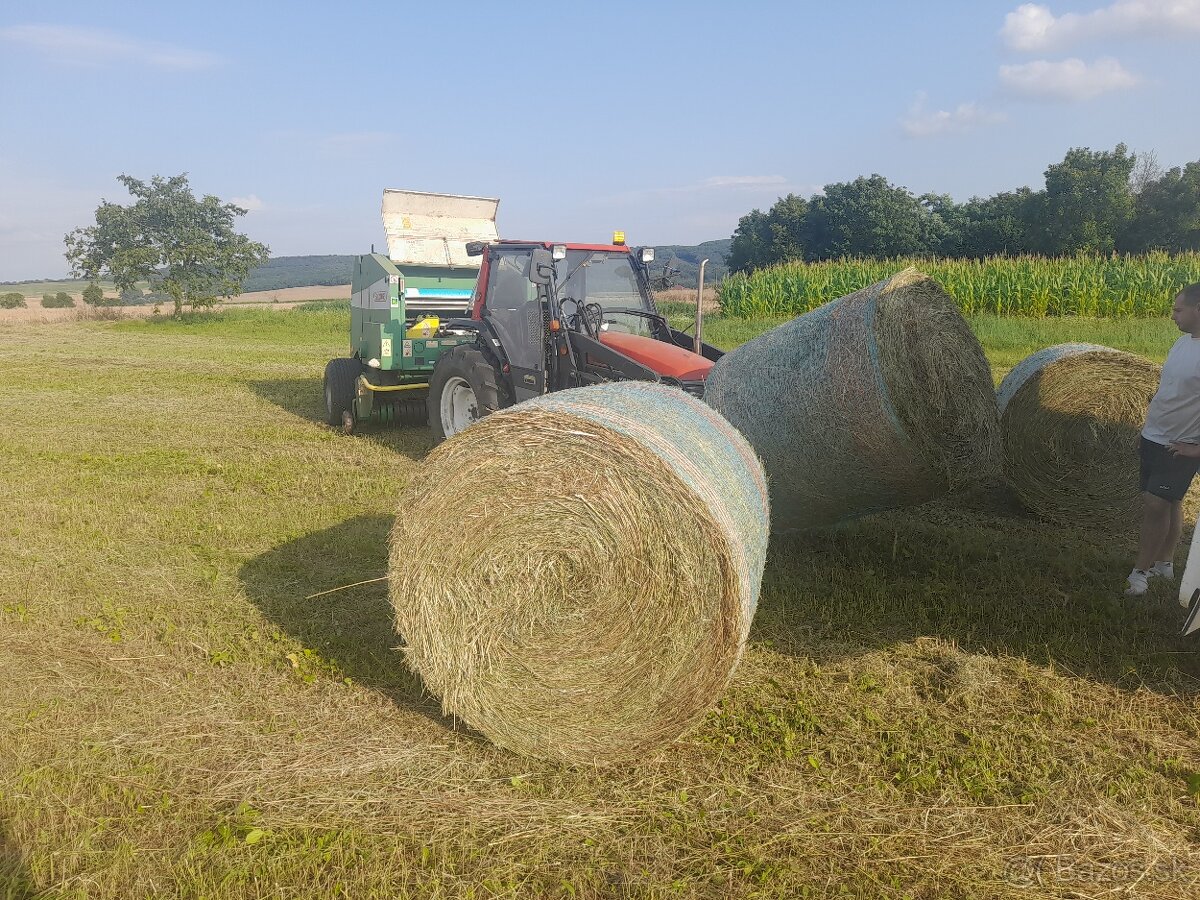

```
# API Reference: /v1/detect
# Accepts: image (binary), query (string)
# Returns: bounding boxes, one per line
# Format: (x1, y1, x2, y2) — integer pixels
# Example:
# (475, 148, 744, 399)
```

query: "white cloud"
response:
(902, 94, 1007, 138)
(0, 24, 221, 69)
(593, 175, 817, 209)
(1001, 1, 1200, 51)
(591, 175, 813, 209)
(999, 57, 1140, 100)
(230, 194, 264, 212)
(698, 175, 790, 189)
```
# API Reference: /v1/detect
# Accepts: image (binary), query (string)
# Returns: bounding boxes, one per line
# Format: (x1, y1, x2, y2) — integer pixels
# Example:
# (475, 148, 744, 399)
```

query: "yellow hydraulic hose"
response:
(359, 380, 430, 392)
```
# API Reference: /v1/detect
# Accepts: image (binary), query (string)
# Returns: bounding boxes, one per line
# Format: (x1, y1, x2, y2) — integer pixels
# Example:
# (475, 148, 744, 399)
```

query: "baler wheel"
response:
(323, 357, 361, 429)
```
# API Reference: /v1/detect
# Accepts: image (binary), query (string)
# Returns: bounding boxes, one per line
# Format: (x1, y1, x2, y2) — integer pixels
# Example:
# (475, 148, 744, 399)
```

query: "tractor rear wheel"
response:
(428, 344, 508, 444)
(324, 357, 362, 429)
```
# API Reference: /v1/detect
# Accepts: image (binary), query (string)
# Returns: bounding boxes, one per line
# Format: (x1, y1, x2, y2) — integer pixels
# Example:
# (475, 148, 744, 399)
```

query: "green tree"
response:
(1037, 144, 1136, 254)
(918, 193, 968, 257)
(727, 208, 775, 273)
(1120, 161, 1200, 252)
(802, 175, 932, 259)
(764, 193, 809, 263)
(82, 283, 104, 306)
(64, 173, 269, 316)
(957, 189, 1040, 257)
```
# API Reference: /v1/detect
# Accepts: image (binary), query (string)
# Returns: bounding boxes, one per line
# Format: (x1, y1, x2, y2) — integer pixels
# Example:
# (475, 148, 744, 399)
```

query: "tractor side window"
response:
(485, 251, 544, 372)
(487, 254, 537, 310)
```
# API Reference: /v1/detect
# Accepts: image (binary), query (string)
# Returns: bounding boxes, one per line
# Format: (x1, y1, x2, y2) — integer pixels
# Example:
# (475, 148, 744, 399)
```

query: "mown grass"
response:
(2, 307, 1199, 898)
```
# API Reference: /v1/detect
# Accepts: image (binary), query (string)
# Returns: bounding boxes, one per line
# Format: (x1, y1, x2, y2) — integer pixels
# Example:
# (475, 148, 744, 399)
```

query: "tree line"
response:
(727, 144, 1200, 273)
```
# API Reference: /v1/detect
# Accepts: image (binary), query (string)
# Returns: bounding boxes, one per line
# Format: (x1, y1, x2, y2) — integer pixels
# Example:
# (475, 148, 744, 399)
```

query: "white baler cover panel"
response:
(382, 189, 499, 268)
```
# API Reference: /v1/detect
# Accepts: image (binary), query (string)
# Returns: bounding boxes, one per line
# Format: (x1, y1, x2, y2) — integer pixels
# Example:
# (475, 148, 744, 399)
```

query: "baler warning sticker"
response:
(402, 340, 413, 358)
(381, 338, 393, 358)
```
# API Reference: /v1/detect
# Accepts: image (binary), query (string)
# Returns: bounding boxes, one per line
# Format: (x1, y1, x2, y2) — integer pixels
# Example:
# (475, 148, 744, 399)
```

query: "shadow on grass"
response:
(238, 514, 478, 740)
(248, 378, 434, 461)
(0, 819, 35, 900)
(753, 483, 1200, 694)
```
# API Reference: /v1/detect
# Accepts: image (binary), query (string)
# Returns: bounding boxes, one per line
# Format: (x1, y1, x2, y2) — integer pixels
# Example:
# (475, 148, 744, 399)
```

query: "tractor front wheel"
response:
(428, 345, 507, 444)
(324, 357, 362, 431)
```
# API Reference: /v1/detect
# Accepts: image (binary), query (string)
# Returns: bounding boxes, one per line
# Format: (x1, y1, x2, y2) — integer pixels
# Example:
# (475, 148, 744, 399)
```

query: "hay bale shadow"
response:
(0, 819, 35, 900)
(247, 378, 434, 461)
(238, 514, 477, 738)
(753, 487, 1200, 694)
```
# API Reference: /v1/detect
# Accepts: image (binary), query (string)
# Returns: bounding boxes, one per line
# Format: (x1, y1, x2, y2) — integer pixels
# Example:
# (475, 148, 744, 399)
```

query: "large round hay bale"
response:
(388, 382, 769, 765)
(996, 343, 1171, 527)
(705, 268, 1001, 532)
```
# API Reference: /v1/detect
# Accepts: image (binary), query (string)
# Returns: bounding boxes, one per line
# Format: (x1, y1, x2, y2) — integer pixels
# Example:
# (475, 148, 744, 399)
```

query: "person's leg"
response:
(1155, 500, 1185, 566)
(1135, 492, 1173, 571)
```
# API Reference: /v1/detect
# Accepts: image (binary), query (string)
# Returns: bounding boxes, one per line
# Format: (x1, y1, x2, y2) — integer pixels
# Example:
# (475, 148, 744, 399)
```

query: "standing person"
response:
(1126, 282, 1200, 597)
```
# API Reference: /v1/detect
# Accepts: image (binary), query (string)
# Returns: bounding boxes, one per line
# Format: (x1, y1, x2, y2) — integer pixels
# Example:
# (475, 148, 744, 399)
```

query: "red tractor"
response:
(427, 237, 723, 441)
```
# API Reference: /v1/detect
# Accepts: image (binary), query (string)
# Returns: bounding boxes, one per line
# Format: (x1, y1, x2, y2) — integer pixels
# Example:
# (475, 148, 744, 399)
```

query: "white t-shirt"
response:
(1143, 334, 1200, 445)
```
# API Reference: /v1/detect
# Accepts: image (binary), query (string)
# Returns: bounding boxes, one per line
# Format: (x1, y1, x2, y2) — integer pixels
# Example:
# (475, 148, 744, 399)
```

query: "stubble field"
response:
(1, 306, 1198, 899)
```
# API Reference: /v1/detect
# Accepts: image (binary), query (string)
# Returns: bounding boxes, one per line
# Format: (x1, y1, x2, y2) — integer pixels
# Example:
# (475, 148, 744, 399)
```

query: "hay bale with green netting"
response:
(995, 343, 1185, 527)
(705, 268, 1001, 533)
(388, 381, 769, 765)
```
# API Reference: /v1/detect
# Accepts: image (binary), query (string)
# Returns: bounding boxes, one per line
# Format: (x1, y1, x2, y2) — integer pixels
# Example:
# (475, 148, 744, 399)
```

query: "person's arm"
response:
(1169, 441, 1200, 458)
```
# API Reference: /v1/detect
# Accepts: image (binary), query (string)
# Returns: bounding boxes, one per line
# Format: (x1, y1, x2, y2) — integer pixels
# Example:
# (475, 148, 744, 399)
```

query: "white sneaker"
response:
(1150, 561, 1175, 580)
(1125, 569, 1150, 596)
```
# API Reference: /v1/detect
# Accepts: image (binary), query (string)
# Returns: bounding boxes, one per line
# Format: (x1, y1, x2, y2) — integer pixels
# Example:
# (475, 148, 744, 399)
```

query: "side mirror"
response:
(465, 241, 485, 257)
(528, 247, 554, 285)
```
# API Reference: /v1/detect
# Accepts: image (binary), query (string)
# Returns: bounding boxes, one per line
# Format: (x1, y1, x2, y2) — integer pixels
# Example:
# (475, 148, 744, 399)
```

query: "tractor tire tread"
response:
(428, 344, 509, 443)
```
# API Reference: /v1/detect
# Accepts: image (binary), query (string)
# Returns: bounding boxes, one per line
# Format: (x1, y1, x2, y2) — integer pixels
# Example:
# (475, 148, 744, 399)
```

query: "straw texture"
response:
(705, 269, 1001, 532)
(996, 343, 1170, 527)
(388, 381, 769, 764)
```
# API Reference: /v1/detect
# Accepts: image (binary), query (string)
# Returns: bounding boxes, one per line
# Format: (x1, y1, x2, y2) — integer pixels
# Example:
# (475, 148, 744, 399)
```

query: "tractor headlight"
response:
(640, 247, 655, 263)
(552, 244, 567, 261)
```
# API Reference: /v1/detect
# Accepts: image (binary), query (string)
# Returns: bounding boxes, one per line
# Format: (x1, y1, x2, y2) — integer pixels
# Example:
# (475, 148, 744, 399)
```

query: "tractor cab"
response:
(426, 236, 724, 439)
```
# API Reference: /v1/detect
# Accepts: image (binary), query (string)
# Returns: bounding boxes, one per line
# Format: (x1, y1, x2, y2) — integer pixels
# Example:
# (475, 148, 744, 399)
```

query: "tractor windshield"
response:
(556, 251, 654, 336)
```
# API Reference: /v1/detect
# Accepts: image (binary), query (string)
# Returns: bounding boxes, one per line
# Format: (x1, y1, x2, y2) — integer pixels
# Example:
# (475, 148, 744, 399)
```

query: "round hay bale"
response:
(996, 343, 1175, 527)
(705, 268, 1001, 533)
(388, 381, 769, 765)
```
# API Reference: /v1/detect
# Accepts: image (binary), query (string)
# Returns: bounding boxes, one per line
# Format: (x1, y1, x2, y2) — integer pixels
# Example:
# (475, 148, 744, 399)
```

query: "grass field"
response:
(2, 307, 1199, 898)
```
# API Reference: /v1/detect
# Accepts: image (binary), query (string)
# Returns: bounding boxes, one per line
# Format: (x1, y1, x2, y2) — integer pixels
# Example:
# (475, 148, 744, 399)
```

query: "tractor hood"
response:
(598, 331, 715, 382)
(382, 189, 499, 269)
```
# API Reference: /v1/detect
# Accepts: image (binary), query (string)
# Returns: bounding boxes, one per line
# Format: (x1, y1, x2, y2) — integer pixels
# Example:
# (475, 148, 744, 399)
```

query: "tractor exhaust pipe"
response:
(693, 258, 709, 355)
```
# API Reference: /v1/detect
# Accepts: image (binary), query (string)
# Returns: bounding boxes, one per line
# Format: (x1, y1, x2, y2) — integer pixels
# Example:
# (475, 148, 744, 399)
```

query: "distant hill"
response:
(648, 239, 731, 289)
(240, 243, 730, 292)
(241, 255, 355, 292)
(4, 241, 731, 295)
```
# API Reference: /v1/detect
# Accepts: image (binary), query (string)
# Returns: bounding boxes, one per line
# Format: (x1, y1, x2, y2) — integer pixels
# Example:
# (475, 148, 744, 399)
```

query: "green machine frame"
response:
(345, 190, 500, 422)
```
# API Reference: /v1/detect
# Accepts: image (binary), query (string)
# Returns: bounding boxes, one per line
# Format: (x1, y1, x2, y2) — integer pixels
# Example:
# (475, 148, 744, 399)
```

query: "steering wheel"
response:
(582, 302, 604, 338)
(560, 297, 582, 331)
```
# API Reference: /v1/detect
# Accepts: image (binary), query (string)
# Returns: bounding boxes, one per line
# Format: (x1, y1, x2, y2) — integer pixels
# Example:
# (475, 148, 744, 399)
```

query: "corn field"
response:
(718, 253, 1200, 318)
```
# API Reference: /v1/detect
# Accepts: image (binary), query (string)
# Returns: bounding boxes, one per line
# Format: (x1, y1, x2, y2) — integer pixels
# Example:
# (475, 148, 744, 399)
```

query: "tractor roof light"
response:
(612, 230, 626, 246)
(551, 244, 567, 260)
(641, 247, 655, 263)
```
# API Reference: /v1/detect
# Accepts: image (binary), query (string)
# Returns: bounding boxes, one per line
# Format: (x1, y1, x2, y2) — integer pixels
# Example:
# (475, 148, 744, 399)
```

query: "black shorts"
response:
(1139, 437, 1200, 501)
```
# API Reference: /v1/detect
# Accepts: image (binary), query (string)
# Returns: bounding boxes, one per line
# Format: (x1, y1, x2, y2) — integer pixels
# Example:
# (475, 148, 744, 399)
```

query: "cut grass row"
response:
(1, 306, 1198, 898)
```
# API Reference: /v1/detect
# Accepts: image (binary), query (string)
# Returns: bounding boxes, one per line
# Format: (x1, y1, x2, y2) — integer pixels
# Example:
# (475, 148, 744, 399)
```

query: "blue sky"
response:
(1, 0, 1198, 280)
